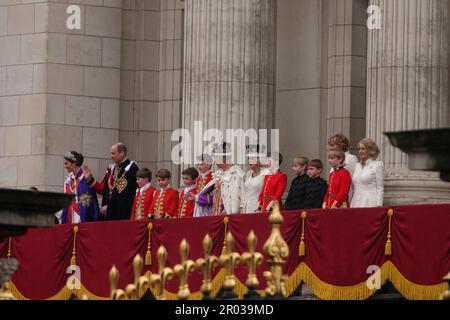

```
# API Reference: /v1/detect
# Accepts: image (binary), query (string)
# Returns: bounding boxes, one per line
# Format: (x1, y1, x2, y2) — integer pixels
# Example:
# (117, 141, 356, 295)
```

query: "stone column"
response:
(182, 0, 276, 136)
(325, 0, 368, 154)
(366, 0, 450, 204)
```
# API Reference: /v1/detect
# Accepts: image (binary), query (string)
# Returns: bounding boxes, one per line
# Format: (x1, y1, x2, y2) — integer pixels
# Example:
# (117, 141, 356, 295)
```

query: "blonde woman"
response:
(350, 138, 384, 208)
(243, 145, 269, 213)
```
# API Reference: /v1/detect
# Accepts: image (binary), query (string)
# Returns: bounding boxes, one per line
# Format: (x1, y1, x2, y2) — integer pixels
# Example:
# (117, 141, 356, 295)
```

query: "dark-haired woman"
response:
(61, 151, 100, 224)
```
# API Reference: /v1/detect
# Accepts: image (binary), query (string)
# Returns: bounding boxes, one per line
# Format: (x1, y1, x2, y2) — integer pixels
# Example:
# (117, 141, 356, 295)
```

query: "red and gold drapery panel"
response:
(1, 204, 449, 300)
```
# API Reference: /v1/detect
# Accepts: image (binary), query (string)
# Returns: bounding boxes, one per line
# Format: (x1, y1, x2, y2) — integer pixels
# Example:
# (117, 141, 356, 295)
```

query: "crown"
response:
(212, 142, 232, 157)
(246, 144, 266, 158)
(64, 151, 77, 163)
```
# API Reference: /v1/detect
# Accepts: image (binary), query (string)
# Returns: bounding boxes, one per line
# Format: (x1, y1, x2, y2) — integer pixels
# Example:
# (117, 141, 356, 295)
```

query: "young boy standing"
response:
(304, 159, 328, 209)
(323, 150, 352, 209)
(130, 168, 156, 220)
(257, 152, 287, 212)
(285, 156, 310, 210)
(178, 167, 199, 218)
(148, 169, 179, 218)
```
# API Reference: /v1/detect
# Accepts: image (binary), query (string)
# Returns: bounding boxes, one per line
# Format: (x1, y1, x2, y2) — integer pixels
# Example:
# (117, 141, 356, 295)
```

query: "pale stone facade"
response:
(0, 0, 449, 204)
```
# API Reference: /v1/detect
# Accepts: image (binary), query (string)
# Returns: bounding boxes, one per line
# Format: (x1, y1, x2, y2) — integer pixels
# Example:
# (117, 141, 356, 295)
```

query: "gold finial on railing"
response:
(385, 209, 394, 256)
(132, 254, 151, 298)
(299, 211, 307, 257)
(241, 230, 263, 291)
(221, 217, 230, 255)
(70, 226, 79, 266)
(263, 200, 289, 297)
(133, 254, 143, 285)
(150, 245, 173, 300)
(173, 239, 196, 300)
(145, 223, 153, 265)
(109, 265, 126, 300)
(125, 283, 138, 300)
(219, 232, 240, 293)
(196, 234, 219, 299)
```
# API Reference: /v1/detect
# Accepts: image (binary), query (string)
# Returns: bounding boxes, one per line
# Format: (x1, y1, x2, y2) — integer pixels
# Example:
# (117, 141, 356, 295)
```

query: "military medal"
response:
(79, 193, 92, 206)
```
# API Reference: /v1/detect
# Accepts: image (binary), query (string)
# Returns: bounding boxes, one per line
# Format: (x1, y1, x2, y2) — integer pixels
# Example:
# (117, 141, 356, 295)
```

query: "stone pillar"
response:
(119, 0, 184, 186)
(325, 0, 368, 154)
(366, 0, 450, 204)
(0, 2, 122, 191)
(182, 0, 276, 137)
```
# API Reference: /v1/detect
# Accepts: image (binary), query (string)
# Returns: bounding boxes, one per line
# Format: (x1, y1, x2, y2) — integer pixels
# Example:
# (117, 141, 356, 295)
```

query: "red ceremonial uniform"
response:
(257, 171, 288, 212)
(177, 185, 198, 218)
(148, 187, 179, 218)
(130, 184, 156, 220)
(323, 165, 351, 209)
(196, 171, 213, 191)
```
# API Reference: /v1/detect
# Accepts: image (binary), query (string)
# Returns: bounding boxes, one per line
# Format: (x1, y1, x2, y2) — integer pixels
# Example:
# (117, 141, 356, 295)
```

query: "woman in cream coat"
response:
(350, 138, 384, 208)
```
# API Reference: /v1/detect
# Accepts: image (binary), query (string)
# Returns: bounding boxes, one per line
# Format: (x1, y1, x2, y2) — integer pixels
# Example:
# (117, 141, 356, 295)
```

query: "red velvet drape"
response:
(1, 204, 449, 299)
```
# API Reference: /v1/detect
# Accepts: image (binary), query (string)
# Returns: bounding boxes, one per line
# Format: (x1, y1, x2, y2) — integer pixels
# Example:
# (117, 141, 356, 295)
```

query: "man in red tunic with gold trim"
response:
(257, 152, 288, 212)
(83, 142, 139, 221)
(130, 168, 156, 220)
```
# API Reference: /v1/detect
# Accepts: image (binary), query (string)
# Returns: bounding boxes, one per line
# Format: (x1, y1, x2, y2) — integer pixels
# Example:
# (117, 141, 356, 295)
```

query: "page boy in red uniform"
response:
(130, 168, 156, 220)
(257, 152, 288, 212)
(177, 167, 199, 218)
(148, 169, 179, 219)
(323, 150, 352, 209)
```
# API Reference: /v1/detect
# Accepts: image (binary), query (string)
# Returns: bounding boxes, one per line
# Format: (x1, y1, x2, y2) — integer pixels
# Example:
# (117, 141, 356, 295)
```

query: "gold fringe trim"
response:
(284, 261, 447, 300)
(8, 281, 108, 300)
(383, 261, 448, 300)
(8, 262, 447, 300)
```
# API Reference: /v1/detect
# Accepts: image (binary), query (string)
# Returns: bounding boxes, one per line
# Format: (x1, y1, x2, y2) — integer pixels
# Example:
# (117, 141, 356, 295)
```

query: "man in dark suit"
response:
(83, 142, 139, 221)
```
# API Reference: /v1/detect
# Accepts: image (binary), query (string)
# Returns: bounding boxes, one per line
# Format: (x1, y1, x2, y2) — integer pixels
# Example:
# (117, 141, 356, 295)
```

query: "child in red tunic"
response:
(148, 169, 179, 219)
(323, 150, 352, 209)
(177, 167, 199, 218)
(130, 168, 156, 220)
(257, 152, 288, 212)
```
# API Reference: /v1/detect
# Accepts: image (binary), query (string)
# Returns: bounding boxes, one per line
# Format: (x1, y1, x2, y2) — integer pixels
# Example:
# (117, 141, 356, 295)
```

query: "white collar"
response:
(158, 185, 170, 192)
(200, 170, 212, 177)
(138, 183, 152, 193)
(184, 184, 196, 193)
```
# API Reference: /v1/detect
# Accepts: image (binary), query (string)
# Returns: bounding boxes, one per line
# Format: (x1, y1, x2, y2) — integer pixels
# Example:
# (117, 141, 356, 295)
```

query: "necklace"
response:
(108, 165, 127, 194)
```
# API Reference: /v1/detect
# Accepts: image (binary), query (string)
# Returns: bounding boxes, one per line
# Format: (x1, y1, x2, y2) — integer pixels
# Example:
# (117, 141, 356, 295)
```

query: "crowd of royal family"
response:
(56, 133, 384, 224)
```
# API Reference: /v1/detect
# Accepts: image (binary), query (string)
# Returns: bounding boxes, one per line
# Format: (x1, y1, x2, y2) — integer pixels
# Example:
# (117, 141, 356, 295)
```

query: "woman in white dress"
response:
(351, 138, 384, 208)
(243, 146, 269, 213)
